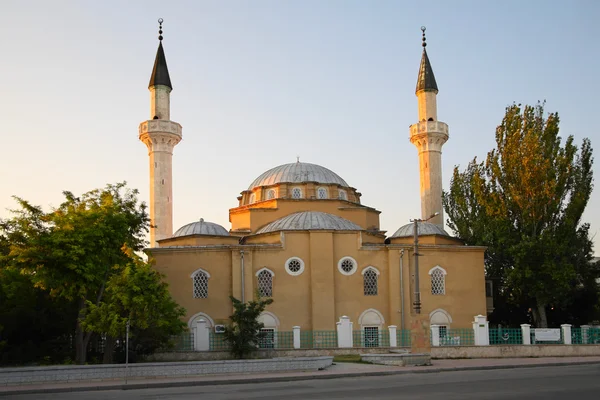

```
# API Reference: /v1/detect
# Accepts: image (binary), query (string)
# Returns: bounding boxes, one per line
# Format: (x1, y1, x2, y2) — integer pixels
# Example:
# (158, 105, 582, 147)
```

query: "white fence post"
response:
(472, 315, 490, 346)
(430, 324, 441, 346)
(561, 324, 572, 345)
(581, 325, 590, 344)
(388, 325, 397, 348)
(293, 326, 301, 349)
(336, 316, 353, 348)
(195, 319, 210, 351)
(521, 324, 531, 345)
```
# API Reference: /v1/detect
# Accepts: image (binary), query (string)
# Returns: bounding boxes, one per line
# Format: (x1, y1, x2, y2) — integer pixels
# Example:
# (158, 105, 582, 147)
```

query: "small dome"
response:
(172, 218, 229, 237)
(390, 222, 448, 238)
(256, 211, 362, 234)
(248, 162, 349, 190)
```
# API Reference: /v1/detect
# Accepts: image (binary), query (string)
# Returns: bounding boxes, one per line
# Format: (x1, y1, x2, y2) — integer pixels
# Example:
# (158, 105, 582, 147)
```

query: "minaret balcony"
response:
(409, 120, 449, 152)
(139, 119, 183, 138)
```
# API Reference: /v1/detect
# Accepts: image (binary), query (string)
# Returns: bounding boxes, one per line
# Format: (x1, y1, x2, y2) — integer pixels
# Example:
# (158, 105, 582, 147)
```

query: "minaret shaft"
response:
(150, 85, 171, 120)
(417, 91, 437, 122)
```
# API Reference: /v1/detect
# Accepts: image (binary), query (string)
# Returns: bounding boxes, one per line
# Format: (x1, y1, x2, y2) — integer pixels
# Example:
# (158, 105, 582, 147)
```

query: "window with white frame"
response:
(338, 189, 347, 200)
(285, 257, 305, 276)
(249, 193, 256, 204)
(363, 326, 379, 347)
(256, 268, 274, 297)
(430, 266, 446, 295)
(362, 267, 379, 296)
(267, 189, 276, 200)
(259, 328, 276, 349)
(191, 269, 210, 298)
(291, 187, 303, 199)
(317, 187, 328, 199)
(338, 256, 357, 275)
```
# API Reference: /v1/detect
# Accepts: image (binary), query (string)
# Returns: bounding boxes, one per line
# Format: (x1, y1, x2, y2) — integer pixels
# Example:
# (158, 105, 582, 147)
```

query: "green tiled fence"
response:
(396, 329, 411, 347)
(489, 328, 523, 345)
(169, 332, 194, 352)
(571, 328, 600, 344)
(439, 328, 474, 346)
(301, 330, 338, 348)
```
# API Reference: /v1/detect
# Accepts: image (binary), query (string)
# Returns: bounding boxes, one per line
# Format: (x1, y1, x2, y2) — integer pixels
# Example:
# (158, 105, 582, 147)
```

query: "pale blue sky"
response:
(1, 1, 599, 255)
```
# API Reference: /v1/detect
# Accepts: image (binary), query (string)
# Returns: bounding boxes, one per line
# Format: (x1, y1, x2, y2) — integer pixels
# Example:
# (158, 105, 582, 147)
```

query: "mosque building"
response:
(140, 22, 489, 341)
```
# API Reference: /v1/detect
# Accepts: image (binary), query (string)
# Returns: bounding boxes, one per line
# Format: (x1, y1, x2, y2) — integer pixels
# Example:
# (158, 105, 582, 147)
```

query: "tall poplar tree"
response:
(444, 103, 595, 327)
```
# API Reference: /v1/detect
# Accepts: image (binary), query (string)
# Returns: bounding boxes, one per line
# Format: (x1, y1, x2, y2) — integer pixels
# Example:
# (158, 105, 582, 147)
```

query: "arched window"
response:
(191, 269, 210, 298)
(429, 266, 446, 295)
(317, 187, 328, 199)
(256, 268, 274, 297)
(249, 193, 256, 204)
(266, 189, 276, 200)
(338, 189, 347, 200)
(362, 267, 379, 296)
(292, 187, 303, 199)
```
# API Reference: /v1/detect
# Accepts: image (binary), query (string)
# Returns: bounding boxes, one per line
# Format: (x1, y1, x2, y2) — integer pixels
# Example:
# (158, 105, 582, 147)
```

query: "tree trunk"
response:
(75, 298, 86, 364)
(534, 300, 548, 328)
(102, 335, 116, 364)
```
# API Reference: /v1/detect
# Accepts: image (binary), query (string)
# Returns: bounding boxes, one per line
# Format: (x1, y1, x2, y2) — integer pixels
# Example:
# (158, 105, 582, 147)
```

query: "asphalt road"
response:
(9, 364, 600, 400)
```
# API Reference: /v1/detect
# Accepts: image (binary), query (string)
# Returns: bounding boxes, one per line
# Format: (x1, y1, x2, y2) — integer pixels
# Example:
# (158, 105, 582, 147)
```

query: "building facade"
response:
(143, 25, 488, 340)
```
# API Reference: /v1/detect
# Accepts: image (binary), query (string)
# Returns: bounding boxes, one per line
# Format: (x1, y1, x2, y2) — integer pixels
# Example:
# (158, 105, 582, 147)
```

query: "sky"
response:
(1, 0, 599, 255)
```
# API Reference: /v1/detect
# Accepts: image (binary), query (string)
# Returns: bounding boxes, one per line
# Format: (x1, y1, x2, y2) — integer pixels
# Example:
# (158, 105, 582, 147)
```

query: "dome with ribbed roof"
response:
(256, 211, 362, 234)
(172, 218, 229, 237)
(248, 162, 349, 190)
(390, 222, 448, 238)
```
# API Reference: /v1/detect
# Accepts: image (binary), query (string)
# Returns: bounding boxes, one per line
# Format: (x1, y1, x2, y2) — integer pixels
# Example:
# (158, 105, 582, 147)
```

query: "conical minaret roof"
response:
(415, 28, 438, 94)
(148, 21, 172, 90)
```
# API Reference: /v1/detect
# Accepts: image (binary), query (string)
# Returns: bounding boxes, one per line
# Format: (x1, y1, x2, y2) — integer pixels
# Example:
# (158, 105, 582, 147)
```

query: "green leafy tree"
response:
(444, 103, 595, 327)
(81, 250, 186, 363)
(1, 182, 149, 363)
(223, 295, 273, 359)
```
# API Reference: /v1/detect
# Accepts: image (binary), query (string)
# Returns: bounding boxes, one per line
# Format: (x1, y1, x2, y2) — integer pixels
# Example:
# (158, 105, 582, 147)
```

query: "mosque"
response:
(139, 22, 489, 342)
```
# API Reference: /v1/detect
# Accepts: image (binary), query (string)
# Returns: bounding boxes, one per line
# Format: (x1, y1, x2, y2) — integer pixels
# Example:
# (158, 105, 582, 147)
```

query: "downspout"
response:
(240, 250, 245, 303)
(400, 249, 405, 331)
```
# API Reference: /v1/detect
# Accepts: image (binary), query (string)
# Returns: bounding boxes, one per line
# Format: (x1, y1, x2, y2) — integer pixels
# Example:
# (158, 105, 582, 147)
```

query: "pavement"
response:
(2, 356, 600, 397)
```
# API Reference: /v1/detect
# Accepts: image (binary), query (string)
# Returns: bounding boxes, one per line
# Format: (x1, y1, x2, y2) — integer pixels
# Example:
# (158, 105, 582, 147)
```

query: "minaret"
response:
(139, 19, 182, 247)
(409, 27, 449, 228)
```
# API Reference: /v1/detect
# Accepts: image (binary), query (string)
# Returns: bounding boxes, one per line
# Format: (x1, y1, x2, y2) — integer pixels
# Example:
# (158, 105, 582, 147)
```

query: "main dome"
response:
(248, 162, 349, 190)
(256, 211, 362, 234)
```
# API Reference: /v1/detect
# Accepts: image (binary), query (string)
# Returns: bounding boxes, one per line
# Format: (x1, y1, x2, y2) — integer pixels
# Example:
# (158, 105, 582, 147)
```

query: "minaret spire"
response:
(409, 27, 449, 228)
(139, 18, 183, 247)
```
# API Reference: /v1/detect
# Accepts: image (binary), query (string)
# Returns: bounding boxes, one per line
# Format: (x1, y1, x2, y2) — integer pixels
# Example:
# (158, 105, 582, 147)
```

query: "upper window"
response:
(338, 189, 347, 200)
(285, 257, 305, 276)
(429, 266, 446, 295)
(317, 187, 328, 199)
(362, 267, 379, 296)
(338, 256, 357, 276)
(249, 193, 256, 204)
(256, 268, 274, 297)
(292, 187, 303, 199)
(191, 269, 210, 298)
(266, 189, 277, 200)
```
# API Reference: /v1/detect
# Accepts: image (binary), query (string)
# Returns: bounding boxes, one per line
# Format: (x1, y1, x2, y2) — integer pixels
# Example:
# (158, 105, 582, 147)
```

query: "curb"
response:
(2, 360, 600, 396)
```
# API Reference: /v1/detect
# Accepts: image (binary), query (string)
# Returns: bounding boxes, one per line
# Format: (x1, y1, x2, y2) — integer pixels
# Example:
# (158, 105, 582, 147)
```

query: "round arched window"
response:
(249, 193, 256, 204)
(317, 187, 328, 199)
(292, 187, 303, 199)
(285, 257, 305, 276)
(337, 256, 357, 275)
(338, 189, 347, 200)
(267, 189, 276, 199)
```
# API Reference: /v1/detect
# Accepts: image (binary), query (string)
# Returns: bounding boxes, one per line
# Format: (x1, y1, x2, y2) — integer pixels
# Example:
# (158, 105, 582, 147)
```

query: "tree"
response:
(81, 250, 186, 363)
(223, 295, 273, 359)
(1, 182, 149, 363)
(444, 103, 595, 327)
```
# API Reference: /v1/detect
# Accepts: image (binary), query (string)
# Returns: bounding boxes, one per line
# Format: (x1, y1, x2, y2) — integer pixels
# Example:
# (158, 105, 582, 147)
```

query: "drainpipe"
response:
(240, 250, 245, 303)
(400, 249, 405, 331)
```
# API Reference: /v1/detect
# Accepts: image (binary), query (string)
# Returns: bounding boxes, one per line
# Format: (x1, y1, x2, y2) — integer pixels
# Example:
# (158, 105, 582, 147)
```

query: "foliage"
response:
(0, 182, 151, 363)
(223, 295, 273, 359)
(444, 103, 596, 327)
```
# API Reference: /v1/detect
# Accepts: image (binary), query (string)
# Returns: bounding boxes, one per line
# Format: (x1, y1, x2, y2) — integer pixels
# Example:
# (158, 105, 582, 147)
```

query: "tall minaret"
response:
(409, 27, 449, 228)
(139, 19, 182, 247)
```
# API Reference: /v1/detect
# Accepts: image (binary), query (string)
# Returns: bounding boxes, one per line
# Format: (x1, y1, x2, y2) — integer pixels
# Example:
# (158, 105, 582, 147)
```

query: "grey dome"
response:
(172, 218, 229, 237)
(390, 222, 448, 238)
(256, 211, 362, 234)
(248, 162, 349, 190)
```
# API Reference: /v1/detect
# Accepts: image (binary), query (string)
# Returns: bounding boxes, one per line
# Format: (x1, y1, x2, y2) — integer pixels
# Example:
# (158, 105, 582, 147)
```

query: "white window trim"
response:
(429, 265, 446, 295)
(428, 266, 447, 275)
(249, 193, 256, 204)
(190, 268, 211, 278)
(358, 308, 385, 326)
(337, 256, 357, 276)
(187, 312, 215, 329)
(338, 189, 347, 200)
(285, 257, 305, 276)
(256, 267, 275, 277)
(361, 266, 380, 276)
(317, 187, 328, 199)
(266, 188, 277, 200)
(291, 187, 303, 199)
